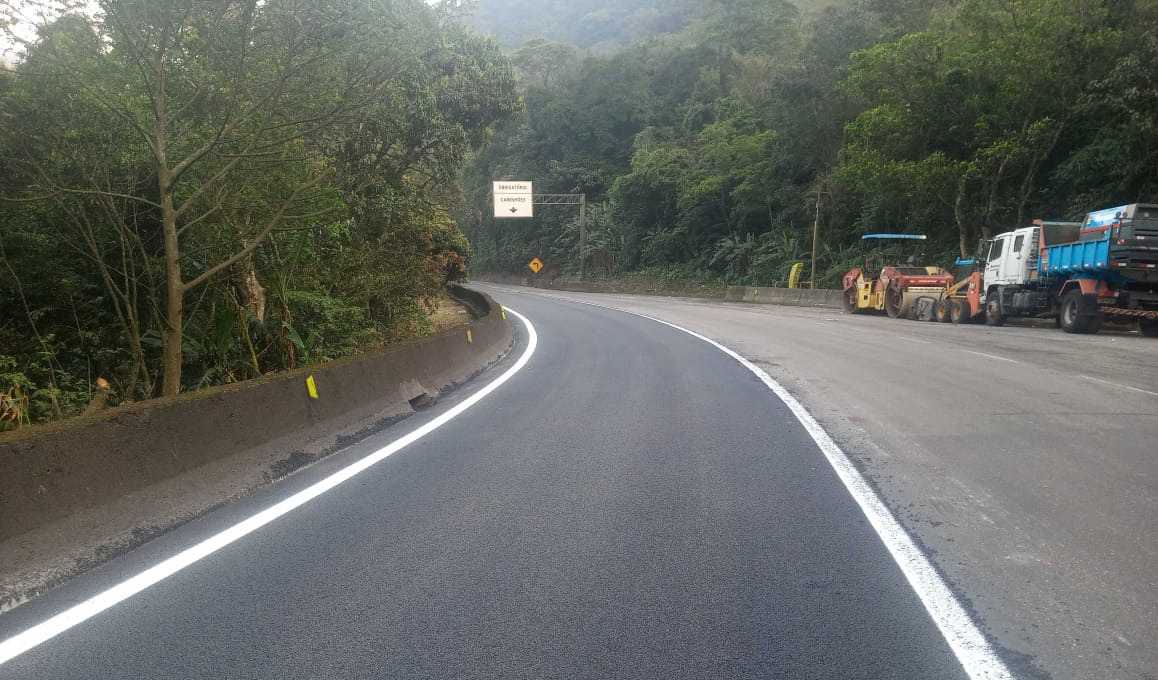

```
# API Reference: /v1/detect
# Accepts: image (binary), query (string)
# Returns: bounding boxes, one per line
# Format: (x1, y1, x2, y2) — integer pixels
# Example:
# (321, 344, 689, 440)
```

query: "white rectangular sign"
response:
(494, 181, 534, 219)
(495, 193, 534, 218)
(494, 181, 532, 195)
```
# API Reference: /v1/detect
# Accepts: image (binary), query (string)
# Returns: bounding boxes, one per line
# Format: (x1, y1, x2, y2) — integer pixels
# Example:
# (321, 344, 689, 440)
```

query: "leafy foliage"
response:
(462, 0, 1158, 287)
(0, 0, 519, 426)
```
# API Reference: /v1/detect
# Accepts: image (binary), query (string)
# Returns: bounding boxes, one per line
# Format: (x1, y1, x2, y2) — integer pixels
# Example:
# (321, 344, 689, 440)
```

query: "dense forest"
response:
(0, 0, 519, 426)
(3, 0, 1157, 427)
(462, 0, 1158, 285)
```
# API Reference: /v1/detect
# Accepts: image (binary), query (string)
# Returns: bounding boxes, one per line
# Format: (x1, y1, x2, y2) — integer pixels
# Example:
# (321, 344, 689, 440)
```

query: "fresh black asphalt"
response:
(0, 290, 970, 679)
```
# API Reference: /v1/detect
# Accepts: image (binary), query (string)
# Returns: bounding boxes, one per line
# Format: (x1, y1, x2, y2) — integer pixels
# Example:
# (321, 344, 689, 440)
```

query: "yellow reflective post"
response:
(788, 262, 806, 289)
(306, 375, 319, 400)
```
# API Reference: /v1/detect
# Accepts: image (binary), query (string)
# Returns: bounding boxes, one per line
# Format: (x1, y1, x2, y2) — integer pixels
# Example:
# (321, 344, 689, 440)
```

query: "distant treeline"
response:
(461, 0, 1158, 285)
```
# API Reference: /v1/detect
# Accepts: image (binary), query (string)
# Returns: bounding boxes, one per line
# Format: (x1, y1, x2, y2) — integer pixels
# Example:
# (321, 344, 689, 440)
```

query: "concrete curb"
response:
(0, 286, 512, 545)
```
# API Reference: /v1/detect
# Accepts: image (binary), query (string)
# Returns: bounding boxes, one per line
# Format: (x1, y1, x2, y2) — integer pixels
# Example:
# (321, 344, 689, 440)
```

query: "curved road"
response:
(1, 290, 1001, 678)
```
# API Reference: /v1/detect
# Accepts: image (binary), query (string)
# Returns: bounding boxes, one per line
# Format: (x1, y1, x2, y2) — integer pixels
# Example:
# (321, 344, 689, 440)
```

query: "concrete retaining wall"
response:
(475, 273, 840, 310)
(476, 272, 728, 299)
(724, 286, 843, 309)
(0, 286, 512, 544)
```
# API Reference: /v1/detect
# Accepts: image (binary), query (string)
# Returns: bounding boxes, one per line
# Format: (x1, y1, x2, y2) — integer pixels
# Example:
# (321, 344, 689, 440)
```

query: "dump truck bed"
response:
(1040, 238, 1112, 275)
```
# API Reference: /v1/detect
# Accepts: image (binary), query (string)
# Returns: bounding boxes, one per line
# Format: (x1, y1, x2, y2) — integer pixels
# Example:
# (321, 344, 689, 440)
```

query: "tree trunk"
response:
(160, 170, 184, 397)
(1017, 126, 1064, 224)
(238, 238, 267, 323)
(983, 156, 1009, 237)
(954, 174, 970, 257)
(126, 308, 149, 400)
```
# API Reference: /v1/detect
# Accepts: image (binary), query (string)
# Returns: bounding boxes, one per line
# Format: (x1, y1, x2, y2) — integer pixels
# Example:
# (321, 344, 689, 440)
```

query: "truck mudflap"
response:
(1102, 307, 1158, 320)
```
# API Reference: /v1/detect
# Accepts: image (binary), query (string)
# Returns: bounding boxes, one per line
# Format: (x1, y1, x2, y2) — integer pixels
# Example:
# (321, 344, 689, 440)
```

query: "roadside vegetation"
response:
(463, 0, 1158, 286)
(0, 0, 519, 427)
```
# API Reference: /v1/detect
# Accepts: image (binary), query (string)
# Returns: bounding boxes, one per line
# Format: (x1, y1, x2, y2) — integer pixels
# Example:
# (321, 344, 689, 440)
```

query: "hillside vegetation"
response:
(0, 0, 519, 426)
(462, 0, 1158, 285)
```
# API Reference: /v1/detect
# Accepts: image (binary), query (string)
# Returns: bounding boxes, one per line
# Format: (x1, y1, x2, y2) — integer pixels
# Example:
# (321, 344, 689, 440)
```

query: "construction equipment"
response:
(841, 234, 956, 319)
(925, 204, 1158, 335)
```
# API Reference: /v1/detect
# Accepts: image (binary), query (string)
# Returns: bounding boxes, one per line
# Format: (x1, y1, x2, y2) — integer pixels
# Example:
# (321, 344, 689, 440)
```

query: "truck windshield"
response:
(990, 239, 1005, 259)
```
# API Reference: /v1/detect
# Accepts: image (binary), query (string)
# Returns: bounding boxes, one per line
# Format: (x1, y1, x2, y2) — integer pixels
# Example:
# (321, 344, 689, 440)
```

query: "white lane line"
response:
(563, 298, 1013, 680)
(1080, 375, 1158, 398)
(965, 350, 1020, 365)
(0, 308, 539, 667)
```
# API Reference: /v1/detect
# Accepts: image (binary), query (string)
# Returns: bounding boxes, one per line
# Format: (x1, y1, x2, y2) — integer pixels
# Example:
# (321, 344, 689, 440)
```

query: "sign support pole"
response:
(579, 194, 587, 282)
(495, 185, 592, 278)
(811, 192, 821, 290)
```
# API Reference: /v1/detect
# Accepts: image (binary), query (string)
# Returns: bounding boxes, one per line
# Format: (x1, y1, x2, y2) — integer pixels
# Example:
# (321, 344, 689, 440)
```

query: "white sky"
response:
(1, 1, 101, 63)
(1, 0, 446, 63)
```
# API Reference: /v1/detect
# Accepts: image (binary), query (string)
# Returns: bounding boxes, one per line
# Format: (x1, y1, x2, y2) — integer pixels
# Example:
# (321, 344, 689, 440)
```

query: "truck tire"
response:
(949, 299, 971, 324)
(934, 300, 952, 323)
(915, 298, 937, 322)
(885, 287, 904, 319)
(842, 288, 859, 314)
(985, 298, 1005, 327)
(1141, 320, 1158, 338)
(1060, 290, 1103, 334)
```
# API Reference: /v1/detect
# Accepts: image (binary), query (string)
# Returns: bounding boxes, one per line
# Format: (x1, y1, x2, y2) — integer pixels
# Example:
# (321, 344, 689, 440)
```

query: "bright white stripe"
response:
(560, 296, 1014, 680)
(0, 308, 538, 666)
(1080, 375, 1158, 398)
(965, 350, 1020, 365)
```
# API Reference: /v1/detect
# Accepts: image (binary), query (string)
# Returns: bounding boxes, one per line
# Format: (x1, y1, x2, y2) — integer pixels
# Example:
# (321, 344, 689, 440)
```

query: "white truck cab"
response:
(984, 226, 1038, 288)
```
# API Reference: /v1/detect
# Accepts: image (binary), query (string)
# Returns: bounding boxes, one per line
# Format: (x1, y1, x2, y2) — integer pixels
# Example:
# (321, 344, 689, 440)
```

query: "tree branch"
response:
(182, 173, 329, 292)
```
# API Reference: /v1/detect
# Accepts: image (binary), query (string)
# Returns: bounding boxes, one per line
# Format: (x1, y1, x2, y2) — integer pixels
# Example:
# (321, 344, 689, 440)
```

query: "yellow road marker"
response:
(306, 375, 319, 400)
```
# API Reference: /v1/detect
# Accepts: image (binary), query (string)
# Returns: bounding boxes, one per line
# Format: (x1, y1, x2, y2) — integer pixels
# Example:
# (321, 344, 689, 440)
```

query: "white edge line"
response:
(561, 297, 1014, 680)
(965, 350, 1020, 365)
(0, 308, 539, 667)
(1079, 375, 1158, 398)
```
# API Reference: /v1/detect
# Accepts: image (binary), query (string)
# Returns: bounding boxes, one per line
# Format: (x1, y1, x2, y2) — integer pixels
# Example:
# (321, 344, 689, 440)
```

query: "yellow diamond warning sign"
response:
(528, 257, 544, 274)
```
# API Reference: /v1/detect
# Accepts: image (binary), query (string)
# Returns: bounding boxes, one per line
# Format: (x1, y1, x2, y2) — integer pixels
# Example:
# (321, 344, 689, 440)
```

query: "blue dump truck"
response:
(973, 204, 1158, 335)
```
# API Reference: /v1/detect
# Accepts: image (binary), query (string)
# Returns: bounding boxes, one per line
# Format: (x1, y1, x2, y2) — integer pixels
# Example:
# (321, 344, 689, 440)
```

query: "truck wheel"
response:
(1060, 290, 1103, 334)
(885, 287, 904, 319)
(934, 300, 951, 323)
(985, 299, 1005, 327)
(1141, 320, 1158, 338)
(949, 299, 970, 324)
(842, 288, 859, 314)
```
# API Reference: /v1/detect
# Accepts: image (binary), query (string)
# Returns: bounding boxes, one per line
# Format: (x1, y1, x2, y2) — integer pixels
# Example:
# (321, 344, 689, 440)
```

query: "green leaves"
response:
(461, 0, 1157, 285)
(0, 0, 520, 421)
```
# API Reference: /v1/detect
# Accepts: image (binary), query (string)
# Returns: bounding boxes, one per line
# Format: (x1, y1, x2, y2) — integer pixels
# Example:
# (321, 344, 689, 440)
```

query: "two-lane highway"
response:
(478, 284, 1158, 680)
(0, 290, 998, 679)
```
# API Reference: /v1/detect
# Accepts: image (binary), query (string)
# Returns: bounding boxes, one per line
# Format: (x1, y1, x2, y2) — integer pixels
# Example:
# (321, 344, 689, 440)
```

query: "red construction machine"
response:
(841, 234, 956, 319)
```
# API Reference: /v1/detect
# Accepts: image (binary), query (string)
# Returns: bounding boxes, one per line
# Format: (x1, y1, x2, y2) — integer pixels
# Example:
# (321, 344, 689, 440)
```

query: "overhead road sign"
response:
(494, 181, 532, 194)
(494, 181, 534, 219)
